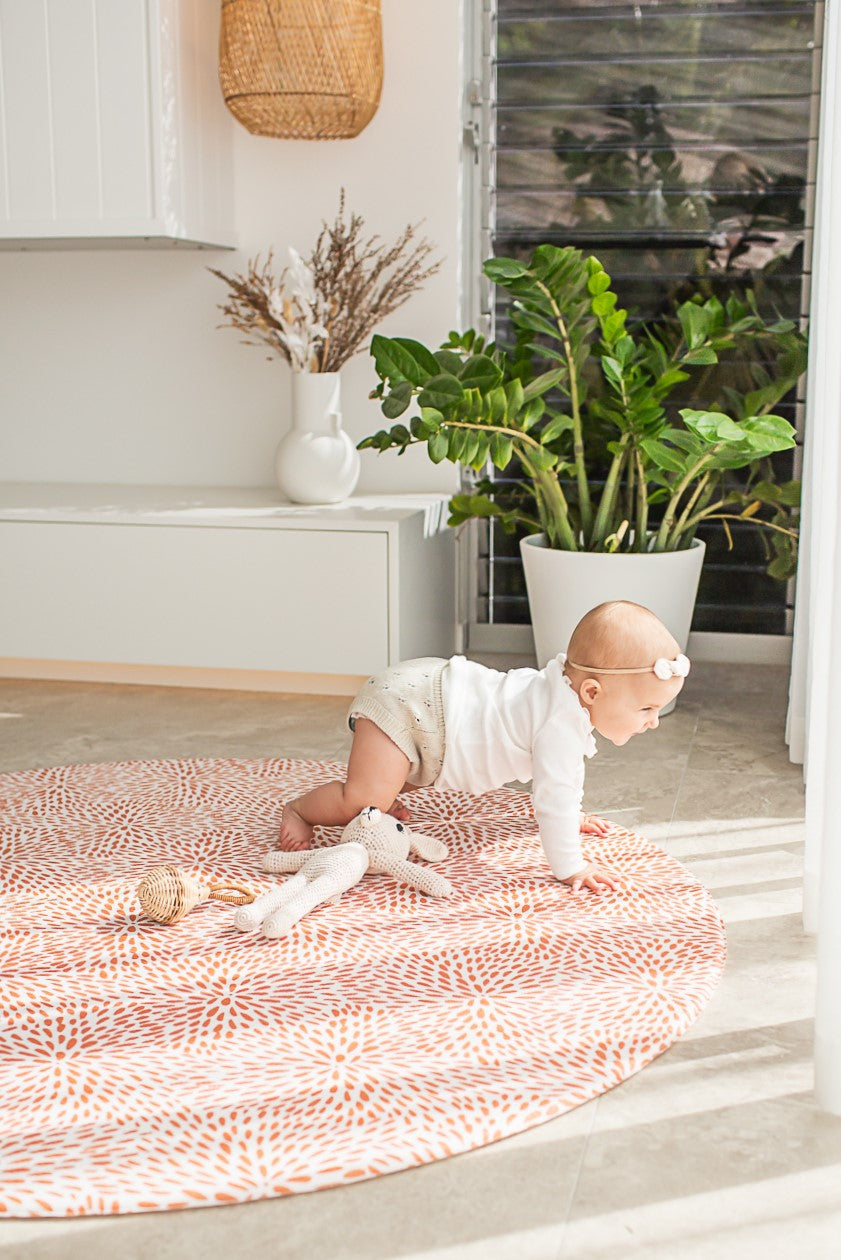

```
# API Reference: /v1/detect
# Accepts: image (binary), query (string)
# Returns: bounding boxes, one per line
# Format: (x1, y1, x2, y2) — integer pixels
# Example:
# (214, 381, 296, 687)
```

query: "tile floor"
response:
(1, 660, 839, 1260)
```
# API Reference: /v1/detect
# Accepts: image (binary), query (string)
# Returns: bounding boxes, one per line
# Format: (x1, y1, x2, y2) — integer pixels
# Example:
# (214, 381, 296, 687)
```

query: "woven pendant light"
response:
(219, 0, 384, 140)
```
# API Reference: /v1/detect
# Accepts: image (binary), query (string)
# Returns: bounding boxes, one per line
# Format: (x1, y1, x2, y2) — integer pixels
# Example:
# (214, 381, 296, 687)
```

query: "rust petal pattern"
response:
(0, 757, 726, 1217)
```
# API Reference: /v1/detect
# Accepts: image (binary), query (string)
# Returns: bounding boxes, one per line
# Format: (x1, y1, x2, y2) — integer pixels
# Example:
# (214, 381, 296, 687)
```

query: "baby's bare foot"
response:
(279, 803, 314, 850)
(388, 799, 411, 823)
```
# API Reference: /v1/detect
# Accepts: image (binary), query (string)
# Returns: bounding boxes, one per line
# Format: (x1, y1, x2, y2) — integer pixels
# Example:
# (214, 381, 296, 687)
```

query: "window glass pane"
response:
(480, 0, 817, 634)
(498, 101, 812, 150)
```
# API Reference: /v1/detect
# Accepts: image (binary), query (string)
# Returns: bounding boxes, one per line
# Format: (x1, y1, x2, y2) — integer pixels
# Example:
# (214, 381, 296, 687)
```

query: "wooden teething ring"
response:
(137, 864, 256, 925)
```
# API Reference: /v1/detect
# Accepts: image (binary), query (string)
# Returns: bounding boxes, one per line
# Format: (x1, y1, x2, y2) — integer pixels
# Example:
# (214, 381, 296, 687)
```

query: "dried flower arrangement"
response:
(208, 192, 441, 373)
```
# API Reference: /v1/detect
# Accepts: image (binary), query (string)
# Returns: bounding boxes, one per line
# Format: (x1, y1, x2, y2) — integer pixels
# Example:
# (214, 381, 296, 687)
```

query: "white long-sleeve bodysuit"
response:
(435, 654, 598, 881)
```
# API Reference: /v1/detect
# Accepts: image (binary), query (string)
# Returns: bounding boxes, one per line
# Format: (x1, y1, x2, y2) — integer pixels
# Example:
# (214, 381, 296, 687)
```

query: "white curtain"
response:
(786, 0, 841, 1113)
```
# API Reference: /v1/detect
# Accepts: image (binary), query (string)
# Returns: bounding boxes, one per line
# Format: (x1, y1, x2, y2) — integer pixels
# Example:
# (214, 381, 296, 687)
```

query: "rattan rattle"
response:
(136, 864, 256, 925)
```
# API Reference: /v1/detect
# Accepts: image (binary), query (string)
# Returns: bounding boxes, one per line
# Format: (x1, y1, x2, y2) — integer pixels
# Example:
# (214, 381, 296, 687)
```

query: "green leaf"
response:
(448, 428, 468, 461)
(392, 337, 440, 377)
(428, 431, 449, 463)
(488, 386, 508, 423)
(356, 431, 383, 451)
(659, 428, 701, 455)
(602, 310, 627, 342)
(417, 374, 465, 410)
(460, 432, 481, 465)
(654, 368, 690, 393)
(522, 368, 565, 402)
(738, 414, 797, 454)
(743, 382, 796, 415)
(434, 349, 464, 375)
(640, 439, 686, 474)
(521, 397, 546, 430)
(592, 291, 617, 317)
(511, 307, 562, 341)
(419, 406, 444, 430)
(371, 334, 434, 386)
(677, 301, 710, 350)
(381, 381, 413, 419)
(490, 433, 514, 469)
(680, 409, 745, 443)
(540, 413, 574, 443)
(483, 257, 529, 282)
(681, 347, 718, 366)
(459, 354, 503, 392)
(448, 493, 504, 521)
(504, 377, 525, 417)
(529, 447, 559, 471)
(587, 271, 611, 296)
(767, 552, 797, 580)
(725, 295, 748, 324)
(749, 479, 783, 503)
(444, 328, 475, 352)
(529, 345, 572, 367)
(388, 424, 411, 448)
(601, 356, 624, 386)
(613, 335, 635, 365)
(470, 433, 492, 470)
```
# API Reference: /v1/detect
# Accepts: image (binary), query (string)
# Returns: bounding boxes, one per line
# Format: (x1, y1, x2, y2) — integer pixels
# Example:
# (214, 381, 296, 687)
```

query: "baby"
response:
(279, 600, 690, 894)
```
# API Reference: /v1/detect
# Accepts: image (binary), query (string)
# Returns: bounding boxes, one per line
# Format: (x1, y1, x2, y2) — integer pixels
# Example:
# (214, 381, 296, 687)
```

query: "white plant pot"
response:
(275, 371, 361, 504)
(519, 535, 706, 712)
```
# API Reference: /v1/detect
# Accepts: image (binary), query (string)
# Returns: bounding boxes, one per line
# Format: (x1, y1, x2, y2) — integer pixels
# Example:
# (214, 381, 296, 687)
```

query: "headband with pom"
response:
(566, 653, 691, 680)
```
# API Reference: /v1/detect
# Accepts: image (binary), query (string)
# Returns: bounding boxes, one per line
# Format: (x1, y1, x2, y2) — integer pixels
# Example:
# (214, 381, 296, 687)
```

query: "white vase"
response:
(275, 371, 361, 504)
(519, 535, 706, 713)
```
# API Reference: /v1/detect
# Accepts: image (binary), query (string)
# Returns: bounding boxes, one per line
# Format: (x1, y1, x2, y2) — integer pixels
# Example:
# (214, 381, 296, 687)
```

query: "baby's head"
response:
(563, 601, 689, 745)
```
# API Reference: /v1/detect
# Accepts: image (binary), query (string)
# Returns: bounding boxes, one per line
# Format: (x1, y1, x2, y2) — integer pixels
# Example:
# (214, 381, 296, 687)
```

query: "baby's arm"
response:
(531, 731, 623, 894)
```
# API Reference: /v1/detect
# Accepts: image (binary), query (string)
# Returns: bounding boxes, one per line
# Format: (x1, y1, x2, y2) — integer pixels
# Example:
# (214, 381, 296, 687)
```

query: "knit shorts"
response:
(347, 657, 448, 787)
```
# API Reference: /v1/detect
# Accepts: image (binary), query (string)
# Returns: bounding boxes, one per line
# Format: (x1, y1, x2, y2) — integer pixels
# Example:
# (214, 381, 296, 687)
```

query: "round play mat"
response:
(0, 757, 726, 1217)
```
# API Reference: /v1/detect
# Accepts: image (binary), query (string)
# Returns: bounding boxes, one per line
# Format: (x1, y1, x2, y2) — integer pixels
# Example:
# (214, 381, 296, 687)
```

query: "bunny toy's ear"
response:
(340, 805, 382, 845)
(407, 829, 449, 863)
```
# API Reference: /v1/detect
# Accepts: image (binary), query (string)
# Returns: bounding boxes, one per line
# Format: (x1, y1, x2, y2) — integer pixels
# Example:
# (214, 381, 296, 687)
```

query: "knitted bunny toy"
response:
(233, 842, 369, 940)
(238, 806, 454, 939)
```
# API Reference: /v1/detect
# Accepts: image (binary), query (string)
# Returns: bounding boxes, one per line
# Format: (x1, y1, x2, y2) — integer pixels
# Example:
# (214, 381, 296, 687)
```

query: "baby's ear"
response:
(579, 678, 601, 706)
(408, 830, 448, 863)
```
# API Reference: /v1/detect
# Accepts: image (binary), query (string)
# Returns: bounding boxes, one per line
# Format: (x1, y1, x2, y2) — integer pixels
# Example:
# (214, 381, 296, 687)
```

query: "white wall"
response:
(0, 0, 462, 495)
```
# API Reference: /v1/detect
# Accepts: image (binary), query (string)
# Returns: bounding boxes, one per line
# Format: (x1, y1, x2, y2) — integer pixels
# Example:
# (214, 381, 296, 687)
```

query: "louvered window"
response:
(469, 0, 819, 638)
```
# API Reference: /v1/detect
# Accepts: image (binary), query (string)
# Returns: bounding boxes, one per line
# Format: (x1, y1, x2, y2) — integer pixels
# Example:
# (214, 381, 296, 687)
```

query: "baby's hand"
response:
(560, 861, 622, 894)
(579, 812, 610, 837)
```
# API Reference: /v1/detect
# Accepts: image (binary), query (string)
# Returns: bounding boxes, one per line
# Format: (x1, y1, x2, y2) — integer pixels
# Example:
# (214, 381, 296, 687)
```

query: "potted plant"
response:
(360, 244, 805, 666)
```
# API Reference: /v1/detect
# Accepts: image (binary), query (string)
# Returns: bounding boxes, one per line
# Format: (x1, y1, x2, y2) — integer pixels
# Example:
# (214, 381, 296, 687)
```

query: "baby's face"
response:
(583, 672, 685, 745)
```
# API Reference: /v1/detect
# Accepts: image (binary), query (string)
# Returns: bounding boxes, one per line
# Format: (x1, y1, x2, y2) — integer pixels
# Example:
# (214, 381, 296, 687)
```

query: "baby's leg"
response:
(279, 719, 412, 849)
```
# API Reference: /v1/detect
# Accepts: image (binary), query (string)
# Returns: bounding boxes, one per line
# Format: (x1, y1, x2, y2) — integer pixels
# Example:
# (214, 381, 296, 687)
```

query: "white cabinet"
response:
(0, 0, 235, 248)
(0, 485, 457, 691)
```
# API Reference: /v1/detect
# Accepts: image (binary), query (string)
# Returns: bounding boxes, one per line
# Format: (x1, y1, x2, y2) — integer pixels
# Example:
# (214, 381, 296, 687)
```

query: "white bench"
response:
(0, 484, 457, 695)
